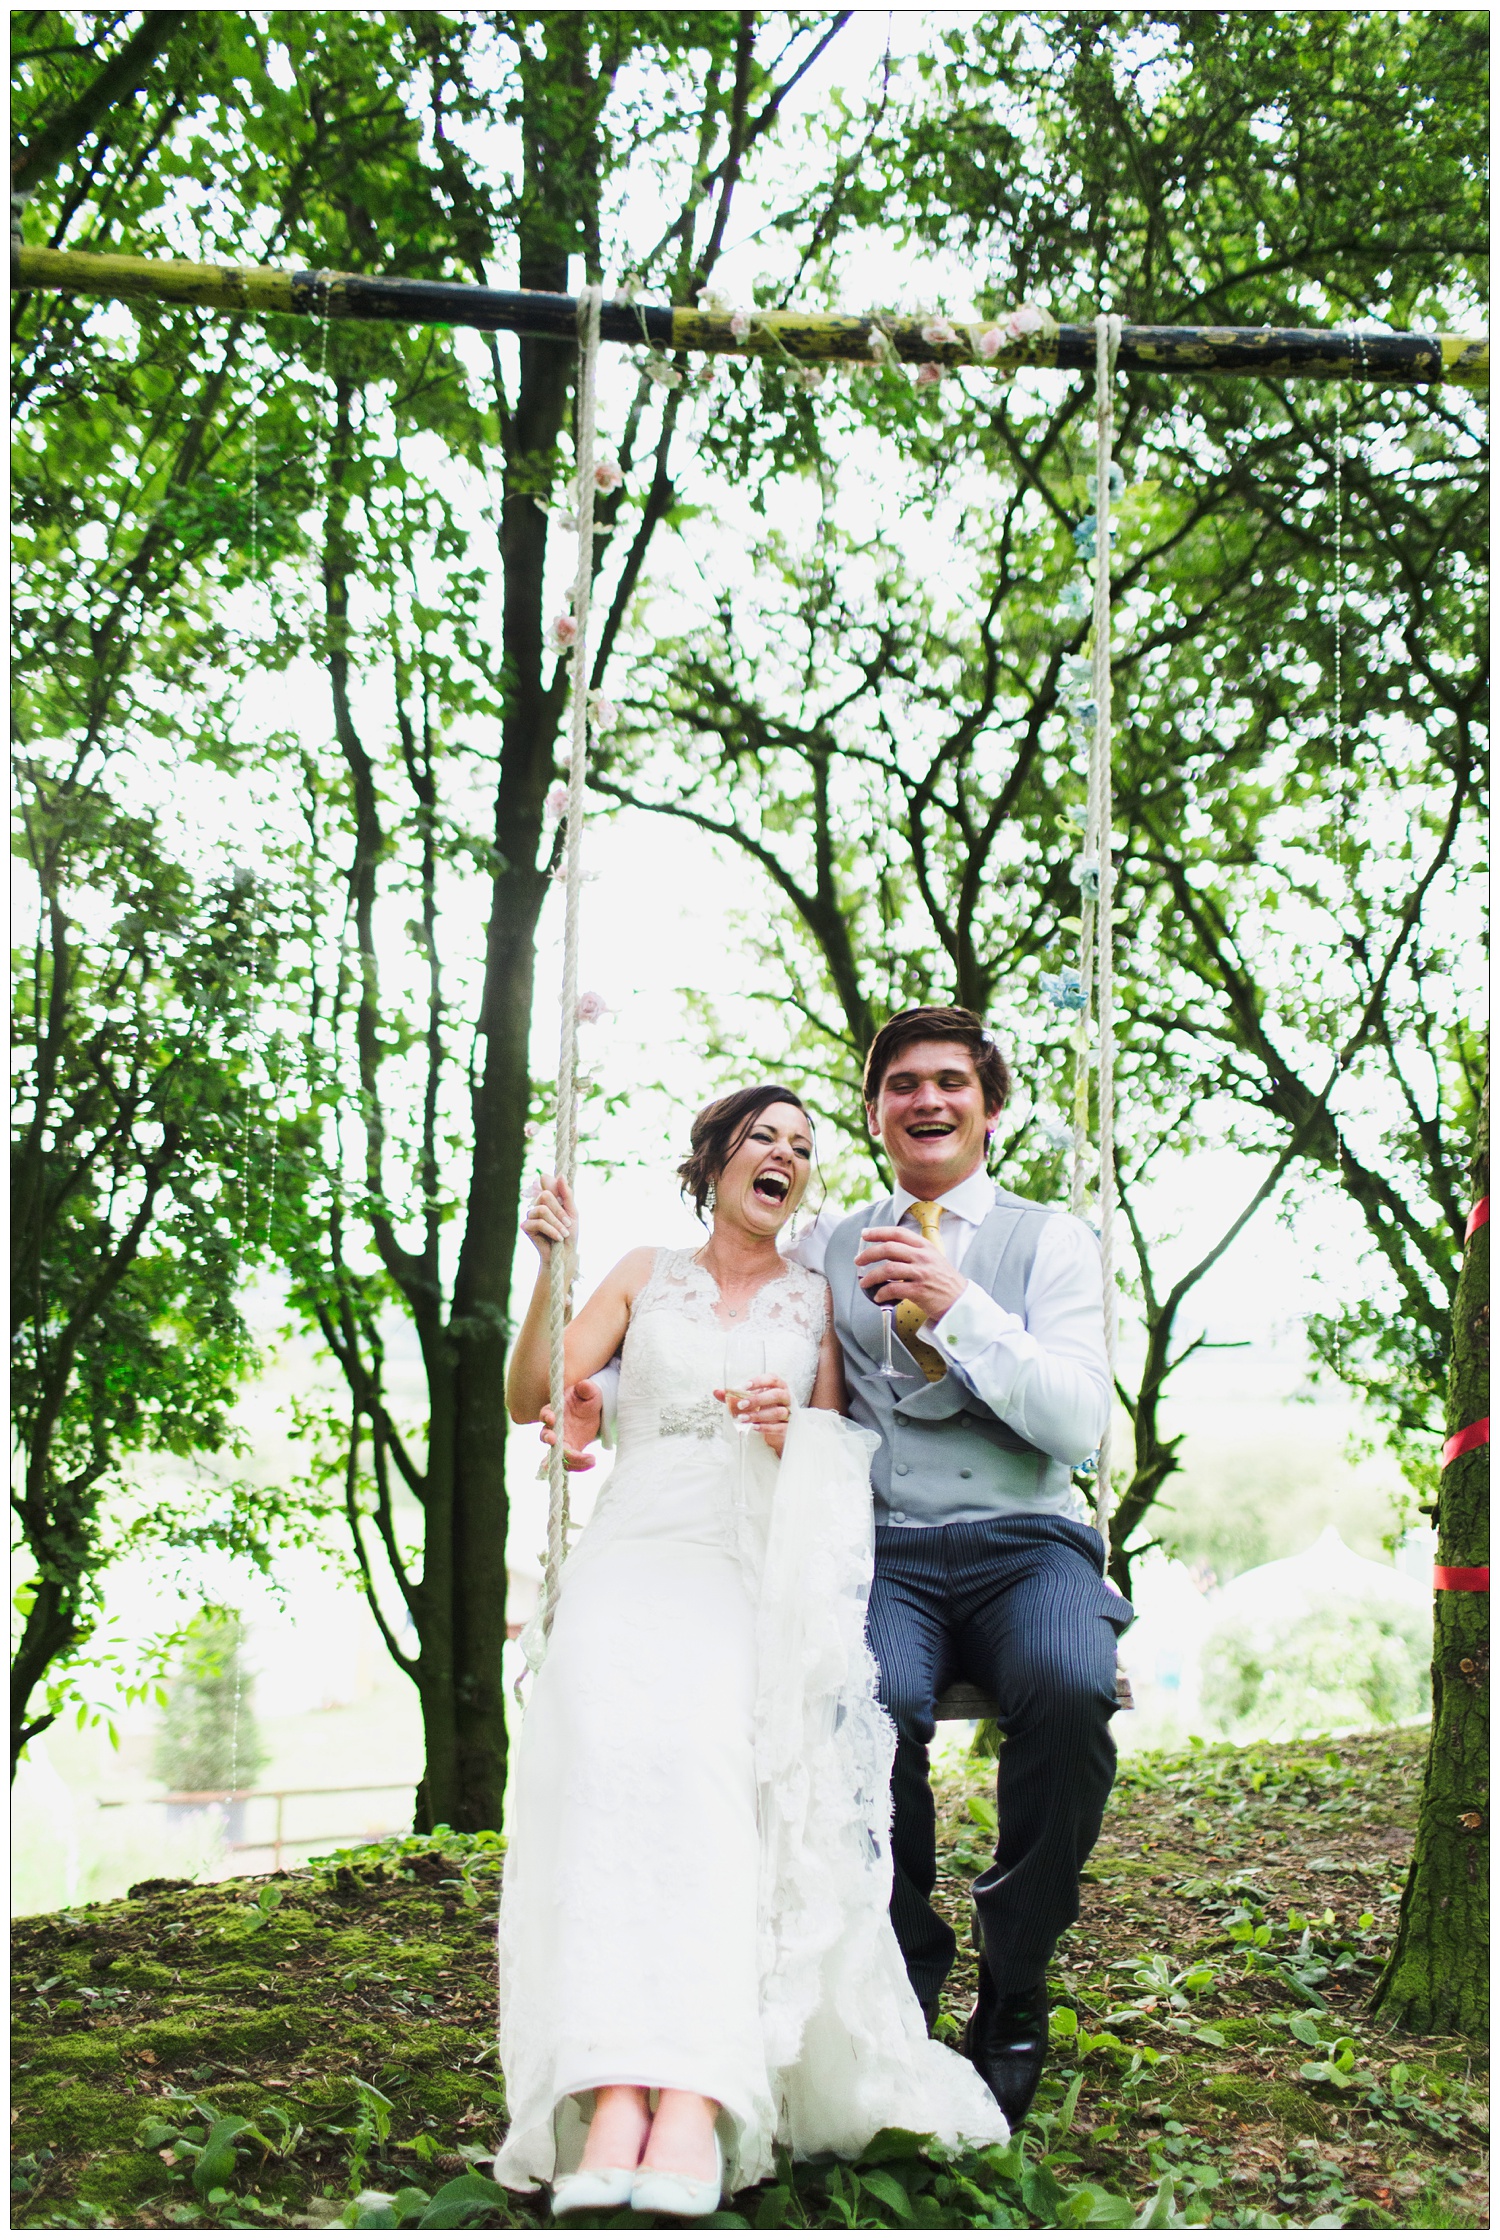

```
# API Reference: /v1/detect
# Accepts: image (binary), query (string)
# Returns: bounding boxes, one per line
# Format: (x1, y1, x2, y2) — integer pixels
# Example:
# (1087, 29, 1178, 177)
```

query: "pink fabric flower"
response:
(920, 318, 960, 349)
(524, 1121, 541, 1142)
(729, 310, 750, 341)
(978, 327, 1006, 363)
(549, 614, 579, 649)
(1006, 302, 1046, 338)
(588, 694, 618, 729)
(798, 365, 826, 390)
(545, 782, 569, 821)
(915, 361, 944, 387)
(576, 990, 611, 1025)
(593, 454, 623, 493)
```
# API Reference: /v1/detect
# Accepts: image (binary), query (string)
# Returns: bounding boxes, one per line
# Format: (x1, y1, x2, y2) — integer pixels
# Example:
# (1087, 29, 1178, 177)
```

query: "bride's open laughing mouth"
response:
(751, 1168, 791, 1206)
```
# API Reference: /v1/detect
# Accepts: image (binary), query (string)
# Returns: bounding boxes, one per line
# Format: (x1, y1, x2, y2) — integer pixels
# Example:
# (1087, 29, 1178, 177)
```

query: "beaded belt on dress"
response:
(658, 1400, 723, 1441)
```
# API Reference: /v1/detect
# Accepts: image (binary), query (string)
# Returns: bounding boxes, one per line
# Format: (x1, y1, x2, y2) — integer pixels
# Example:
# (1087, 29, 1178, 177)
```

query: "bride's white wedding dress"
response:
(494, 1249, 1007, 2194)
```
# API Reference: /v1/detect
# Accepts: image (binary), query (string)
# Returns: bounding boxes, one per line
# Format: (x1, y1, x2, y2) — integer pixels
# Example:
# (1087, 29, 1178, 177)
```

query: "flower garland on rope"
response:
(1038, 319, 1124, 1559)
(535, 285, 607, 1656)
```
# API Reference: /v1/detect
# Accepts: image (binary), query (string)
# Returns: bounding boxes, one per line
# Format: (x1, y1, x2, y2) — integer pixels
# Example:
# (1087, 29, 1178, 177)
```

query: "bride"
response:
(497, 1083, 1007, 2218)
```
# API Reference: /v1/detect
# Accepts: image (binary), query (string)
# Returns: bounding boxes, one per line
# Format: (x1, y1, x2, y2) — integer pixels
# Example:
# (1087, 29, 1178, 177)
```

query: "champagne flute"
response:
(724, 1330, 767, 1436)
(877, 1301, 911, 1381)
(862, 1230, 914, 1381)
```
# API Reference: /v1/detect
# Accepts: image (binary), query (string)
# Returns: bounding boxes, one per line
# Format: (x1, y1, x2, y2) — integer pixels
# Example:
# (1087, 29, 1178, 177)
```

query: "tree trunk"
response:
(417, 20, 595, 1834)
(1106, 1304, 1184, 1600)
(1374, 1072, 1488, 2034)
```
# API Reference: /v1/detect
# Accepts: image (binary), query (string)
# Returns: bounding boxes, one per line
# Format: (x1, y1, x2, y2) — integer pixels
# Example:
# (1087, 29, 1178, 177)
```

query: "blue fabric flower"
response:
(1040, 967, 1086, 1012)
(1071, 855, 1101, 900)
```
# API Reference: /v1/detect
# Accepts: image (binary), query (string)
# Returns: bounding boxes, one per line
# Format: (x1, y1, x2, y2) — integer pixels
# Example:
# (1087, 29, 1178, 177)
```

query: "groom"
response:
(791, 1004, 1130, 2124)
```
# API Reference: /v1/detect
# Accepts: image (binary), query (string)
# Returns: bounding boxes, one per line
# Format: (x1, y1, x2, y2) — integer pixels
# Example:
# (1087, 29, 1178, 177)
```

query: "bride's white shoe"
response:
(630, 2134, 724, 2219)
(549, 2165, 638, 2216)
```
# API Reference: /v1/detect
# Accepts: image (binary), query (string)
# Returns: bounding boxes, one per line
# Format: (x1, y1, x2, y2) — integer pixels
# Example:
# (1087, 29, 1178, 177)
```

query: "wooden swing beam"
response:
(11, 246, 1489, 389)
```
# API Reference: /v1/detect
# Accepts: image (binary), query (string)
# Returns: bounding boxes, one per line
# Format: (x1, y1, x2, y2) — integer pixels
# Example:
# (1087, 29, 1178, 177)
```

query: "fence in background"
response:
(98, 1781, 414, 1873)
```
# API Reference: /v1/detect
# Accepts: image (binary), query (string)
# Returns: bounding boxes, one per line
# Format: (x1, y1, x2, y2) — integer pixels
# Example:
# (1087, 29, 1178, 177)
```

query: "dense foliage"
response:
(10, 13, 1486, 1819)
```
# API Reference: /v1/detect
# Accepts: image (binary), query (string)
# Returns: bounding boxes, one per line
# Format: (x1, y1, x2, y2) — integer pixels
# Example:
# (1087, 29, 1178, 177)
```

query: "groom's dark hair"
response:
(678, 1083, 813, 1218)
(863, 1005, 1011, 1114)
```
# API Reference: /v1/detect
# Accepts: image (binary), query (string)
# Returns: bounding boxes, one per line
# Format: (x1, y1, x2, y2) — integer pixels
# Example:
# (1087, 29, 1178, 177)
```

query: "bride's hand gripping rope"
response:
(523, 1171, 577, 1266)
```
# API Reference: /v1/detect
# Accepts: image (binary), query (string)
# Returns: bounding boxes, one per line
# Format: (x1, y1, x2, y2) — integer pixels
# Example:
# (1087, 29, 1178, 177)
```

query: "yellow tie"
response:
(894, 1200, 948, 1383)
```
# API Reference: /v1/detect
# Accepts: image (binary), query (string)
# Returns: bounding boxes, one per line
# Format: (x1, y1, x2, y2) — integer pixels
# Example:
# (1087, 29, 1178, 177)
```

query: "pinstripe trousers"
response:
(866, 1513, 1133, 2009)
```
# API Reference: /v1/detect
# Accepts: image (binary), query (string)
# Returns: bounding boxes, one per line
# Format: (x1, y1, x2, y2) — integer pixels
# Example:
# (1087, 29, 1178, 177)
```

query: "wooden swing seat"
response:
(933, 1668, 1134, 1722)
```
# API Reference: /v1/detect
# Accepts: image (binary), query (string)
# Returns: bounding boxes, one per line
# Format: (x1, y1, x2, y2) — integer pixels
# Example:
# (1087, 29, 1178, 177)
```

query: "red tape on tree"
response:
(1434, 1566, 1490, 1592)
(1465, 1195, 1490, 1240)
(1441, 1416, 1490, 1469)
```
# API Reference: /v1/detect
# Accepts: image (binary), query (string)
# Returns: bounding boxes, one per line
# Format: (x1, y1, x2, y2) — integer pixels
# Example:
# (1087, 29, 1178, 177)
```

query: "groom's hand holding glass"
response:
(854, 1226, 967, 1323)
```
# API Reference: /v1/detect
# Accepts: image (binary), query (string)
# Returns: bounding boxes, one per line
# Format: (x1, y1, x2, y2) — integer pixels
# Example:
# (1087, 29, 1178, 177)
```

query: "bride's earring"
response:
(704, 1180, 717, 1216)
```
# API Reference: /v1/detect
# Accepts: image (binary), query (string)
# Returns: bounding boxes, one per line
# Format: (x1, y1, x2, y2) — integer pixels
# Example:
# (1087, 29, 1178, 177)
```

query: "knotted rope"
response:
(1068, 313, 1122, 1560)
(541, 283, 604, 1639)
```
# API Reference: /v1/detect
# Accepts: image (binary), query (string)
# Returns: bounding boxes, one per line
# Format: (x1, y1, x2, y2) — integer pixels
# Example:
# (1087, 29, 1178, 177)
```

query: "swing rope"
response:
(541, 283, 604, 1639)
(1068, 312, 1122, 1562)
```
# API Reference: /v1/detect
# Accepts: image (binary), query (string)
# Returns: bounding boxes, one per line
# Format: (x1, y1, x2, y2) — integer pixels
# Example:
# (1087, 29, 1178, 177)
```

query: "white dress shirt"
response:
(786, 1168, 1109, 1468)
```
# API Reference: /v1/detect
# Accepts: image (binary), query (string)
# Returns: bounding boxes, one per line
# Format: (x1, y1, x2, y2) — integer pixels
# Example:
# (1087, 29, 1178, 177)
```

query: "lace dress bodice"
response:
(558, 1247, 827, 1586)
(616, 1247, 828, 1451)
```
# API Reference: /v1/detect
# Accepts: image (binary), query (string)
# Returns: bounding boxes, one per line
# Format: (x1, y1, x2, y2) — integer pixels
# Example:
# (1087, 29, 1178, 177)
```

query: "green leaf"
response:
(1299, 2060, 1358, 2090)
(1288, 2013, 1322, 2046)
(856, 2128, 933, 2165)
(191, 2117, 251, 2197)
(1132, 2175, 1181, 2228)
(415, 2173, 510, 2228)
(859, 2166, 915, 2220)
(1022, 2162, 1064, 2219)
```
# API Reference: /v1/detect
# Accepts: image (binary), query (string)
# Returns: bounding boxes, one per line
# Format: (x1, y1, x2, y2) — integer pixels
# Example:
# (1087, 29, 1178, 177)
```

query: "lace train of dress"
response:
(494, 1250, 1006, 2195)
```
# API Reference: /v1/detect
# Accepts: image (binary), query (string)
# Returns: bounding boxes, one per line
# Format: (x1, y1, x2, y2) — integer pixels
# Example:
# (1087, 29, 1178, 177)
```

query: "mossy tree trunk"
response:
(1375, 1072, 1488, 2034)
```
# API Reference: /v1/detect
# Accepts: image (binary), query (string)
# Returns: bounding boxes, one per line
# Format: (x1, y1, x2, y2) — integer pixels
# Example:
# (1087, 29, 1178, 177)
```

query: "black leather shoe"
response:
(961, 1975, 1049, 2126)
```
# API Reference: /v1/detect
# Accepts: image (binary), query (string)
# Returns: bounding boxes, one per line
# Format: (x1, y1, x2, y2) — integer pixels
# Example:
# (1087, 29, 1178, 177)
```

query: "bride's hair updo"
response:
(678, 1083, 812, 1218)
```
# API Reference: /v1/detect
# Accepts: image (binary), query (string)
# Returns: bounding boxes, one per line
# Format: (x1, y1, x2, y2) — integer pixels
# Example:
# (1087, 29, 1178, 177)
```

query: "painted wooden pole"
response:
(11, 246, 1489, 390)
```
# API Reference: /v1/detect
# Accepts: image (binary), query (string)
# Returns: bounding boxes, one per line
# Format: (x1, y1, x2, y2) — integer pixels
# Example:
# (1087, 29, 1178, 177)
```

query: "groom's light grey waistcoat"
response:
(825, 1189, 1077, 1527)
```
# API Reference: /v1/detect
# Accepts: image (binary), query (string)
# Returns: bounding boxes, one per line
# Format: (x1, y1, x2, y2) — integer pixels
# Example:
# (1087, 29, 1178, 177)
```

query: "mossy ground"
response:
(11, 1727, 1487, 2230)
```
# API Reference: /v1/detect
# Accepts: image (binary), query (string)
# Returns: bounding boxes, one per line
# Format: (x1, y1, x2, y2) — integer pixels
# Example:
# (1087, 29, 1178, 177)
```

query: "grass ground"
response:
(11, 1725, 1487, 2231)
